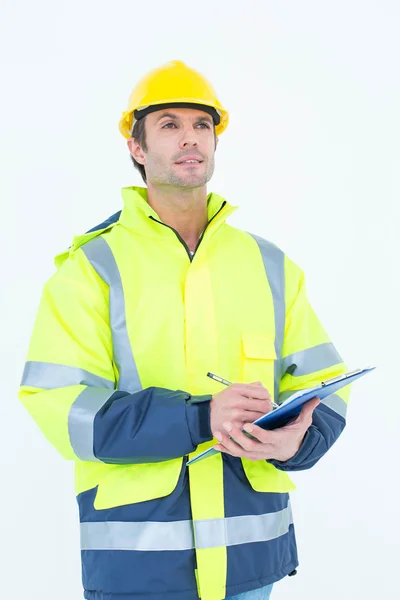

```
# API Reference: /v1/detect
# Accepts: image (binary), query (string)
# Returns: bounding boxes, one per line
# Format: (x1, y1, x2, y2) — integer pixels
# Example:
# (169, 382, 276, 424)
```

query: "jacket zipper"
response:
(149, 201, 227, 262)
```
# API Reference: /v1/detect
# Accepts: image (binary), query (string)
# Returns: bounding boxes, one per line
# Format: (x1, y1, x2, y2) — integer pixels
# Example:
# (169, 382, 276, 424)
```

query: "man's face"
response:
(129, 107, 218, 188)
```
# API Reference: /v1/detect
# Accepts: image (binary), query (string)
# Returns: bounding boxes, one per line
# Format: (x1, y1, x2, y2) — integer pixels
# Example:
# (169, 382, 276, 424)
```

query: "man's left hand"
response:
(213, 396, 321, 462)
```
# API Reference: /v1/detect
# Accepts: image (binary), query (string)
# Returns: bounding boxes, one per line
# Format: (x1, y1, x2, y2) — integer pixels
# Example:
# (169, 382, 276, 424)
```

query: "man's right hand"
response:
(209, 382, 273, 438)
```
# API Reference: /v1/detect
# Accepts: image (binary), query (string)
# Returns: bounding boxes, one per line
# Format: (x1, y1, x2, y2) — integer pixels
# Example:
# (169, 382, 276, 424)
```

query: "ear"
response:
(215, 136, 219, 151)
(127, 138, 146, 165)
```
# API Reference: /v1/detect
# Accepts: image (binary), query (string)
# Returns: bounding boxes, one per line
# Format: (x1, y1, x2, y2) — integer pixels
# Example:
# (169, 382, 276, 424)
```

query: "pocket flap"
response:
(94, 458, 183, 510)
(241, 458, 296, 493)
(242, 332, 277, 360)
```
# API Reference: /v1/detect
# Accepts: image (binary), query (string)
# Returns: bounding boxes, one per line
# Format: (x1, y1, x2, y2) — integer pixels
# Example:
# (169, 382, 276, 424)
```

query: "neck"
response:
(146, 183, 209, 252)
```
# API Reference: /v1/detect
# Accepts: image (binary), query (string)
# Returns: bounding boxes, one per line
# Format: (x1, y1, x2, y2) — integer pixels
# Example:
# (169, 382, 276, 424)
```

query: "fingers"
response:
(233, 383, 271, 401)
(238, 410, 272, 423)
(242, 422, 274, 443)
(298, 396, 320, 423)
(213, 432, 267, 461)
(284, 396, 320, 429)
(215, 423, 266, 453)
(309, 396, 321, 409)
(238, 398, 273, 413)
(214, 429, 256, 456)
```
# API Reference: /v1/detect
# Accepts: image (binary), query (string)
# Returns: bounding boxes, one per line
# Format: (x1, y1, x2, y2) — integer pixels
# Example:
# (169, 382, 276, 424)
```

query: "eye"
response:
(162, 122, 177, 129)
(197, 122, 212, 129)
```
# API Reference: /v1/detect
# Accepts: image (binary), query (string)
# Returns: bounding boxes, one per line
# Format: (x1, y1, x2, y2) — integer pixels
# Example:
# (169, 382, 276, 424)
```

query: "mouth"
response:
(175, 159, 204, 166)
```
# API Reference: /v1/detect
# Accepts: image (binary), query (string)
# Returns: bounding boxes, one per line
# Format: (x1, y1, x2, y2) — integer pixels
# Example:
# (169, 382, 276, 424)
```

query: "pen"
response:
(206, 371, 232, 386)
(207, 371, 279, 409)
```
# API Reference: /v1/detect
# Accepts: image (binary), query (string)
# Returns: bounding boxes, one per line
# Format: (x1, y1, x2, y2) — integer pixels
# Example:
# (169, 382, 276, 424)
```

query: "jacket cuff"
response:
(185, 394, 213, 446)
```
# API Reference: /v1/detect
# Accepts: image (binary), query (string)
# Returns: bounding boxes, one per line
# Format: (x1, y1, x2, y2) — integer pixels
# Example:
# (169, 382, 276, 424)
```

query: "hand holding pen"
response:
(206, 372, 276, 440)
(207, 372, 278, 409)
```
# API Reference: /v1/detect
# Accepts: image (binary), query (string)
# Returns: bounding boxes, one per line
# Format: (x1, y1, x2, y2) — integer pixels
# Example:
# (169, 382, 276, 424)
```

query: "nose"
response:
(179, 125, 198, 149)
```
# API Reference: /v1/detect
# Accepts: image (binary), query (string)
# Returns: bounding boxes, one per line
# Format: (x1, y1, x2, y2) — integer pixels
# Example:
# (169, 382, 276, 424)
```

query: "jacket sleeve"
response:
(267, 256, 350, 472)
(18, 247, 213, 464)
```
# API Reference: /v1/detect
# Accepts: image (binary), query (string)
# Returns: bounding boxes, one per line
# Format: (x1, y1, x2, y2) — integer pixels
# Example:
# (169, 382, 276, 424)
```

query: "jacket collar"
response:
(54, 186, 239, 269)
(118, 186, 239, 241)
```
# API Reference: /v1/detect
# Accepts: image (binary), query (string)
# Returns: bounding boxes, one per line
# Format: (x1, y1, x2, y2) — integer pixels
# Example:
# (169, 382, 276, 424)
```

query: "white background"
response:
(1, 1, 399, 599)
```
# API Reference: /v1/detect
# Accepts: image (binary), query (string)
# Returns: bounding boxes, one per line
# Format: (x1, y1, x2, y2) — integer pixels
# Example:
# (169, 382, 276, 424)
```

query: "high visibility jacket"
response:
(19, 186, 349, 600)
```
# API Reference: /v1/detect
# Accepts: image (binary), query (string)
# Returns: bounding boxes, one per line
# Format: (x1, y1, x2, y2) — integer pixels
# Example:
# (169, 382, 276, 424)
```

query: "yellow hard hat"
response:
(118, 60, 229, 139)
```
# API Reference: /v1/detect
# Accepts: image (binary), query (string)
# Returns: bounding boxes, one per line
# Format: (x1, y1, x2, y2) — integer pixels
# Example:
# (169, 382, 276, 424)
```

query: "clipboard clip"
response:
(321, 368, 364, 387)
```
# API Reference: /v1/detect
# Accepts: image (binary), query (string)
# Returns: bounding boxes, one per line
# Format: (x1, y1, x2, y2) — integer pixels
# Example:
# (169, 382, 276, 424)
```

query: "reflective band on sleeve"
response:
(194, 502, 293, 549)
(80, 519, 195, 551)
(282, 343, 343, 377)
(20, 361, 115, 390)
(81, 237, 142, 393)
(278, 390, 347, 419)
(68, 387, 115, 462)
(248, 234, 285, 402)
(321, 393, 347, 419)
(80, 503, 293, 551)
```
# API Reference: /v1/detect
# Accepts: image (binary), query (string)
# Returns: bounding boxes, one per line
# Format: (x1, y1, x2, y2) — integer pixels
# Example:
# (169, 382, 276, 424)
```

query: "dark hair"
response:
(129, 116, 218, 185)
(130, 117, 148, 184)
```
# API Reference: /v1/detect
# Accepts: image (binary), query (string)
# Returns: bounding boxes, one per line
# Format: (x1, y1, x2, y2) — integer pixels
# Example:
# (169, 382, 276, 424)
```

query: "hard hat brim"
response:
(134, 102, 221, 126)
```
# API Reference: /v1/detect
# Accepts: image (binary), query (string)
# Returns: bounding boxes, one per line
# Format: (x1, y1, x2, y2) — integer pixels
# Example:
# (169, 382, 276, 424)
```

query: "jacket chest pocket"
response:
(241, 331, 276, 400)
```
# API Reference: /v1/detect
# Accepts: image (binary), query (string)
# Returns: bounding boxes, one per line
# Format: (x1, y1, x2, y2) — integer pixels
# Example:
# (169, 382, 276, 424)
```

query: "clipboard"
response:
(186, 366, 375, 466)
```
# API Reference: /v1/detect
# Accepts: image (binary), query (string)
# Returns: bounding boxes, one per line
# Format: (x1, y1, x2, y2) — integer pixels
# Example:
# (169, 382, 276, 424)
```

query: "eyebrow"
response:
(155, 112, 213, 125)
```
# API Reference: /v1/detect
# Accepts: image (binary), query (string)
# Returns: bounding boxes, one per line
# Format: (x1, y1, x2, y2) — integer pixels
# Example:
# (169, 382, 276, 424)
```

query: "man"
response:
(19, 60, 349, 600)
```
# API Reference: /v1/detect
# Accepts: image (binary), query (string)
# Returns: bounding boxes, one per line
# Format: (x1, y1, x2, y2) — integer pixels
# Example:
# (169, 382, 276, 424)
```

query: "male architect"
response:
(19, 60, 349, 600)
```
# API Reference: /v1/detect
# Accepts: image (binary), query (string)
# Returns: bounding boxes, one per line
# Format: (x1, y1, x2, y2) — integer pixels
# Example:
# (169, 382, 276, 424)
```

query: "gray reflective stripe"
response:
(80, 519, 194, 551)
(282, 342, 343, 377)
(80, 504, 293, 551)
(68, 387, 115, 461)
(278, 390, 347, 419)
(20, 361, 115, 390)
(194, 502, 293, 549)
(322, 393, 347, 419)
(81, 237, 142, 393)
(248, 234, 285, 402)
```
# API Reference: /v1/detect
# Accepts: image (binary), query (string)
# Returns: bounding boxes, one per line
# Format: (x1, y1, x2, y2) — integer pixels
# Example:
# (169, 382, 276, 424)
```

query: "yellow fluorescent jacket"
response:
(19, 186, 349, 600)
